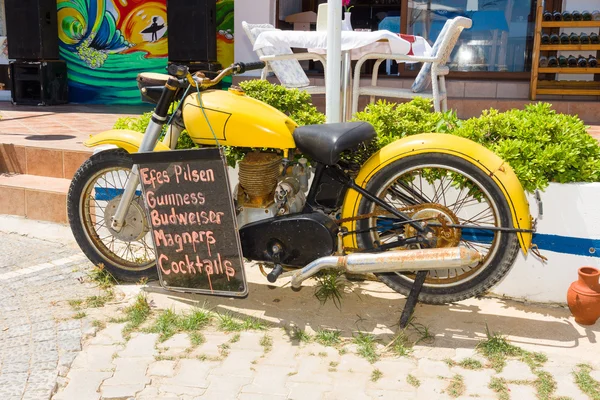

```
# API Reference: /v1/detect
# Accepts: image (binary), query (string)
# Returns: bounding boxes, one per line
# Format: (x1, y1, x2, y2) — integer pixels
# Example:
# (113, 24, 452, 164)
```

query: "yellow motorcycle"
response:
(67, 62, 533, 304)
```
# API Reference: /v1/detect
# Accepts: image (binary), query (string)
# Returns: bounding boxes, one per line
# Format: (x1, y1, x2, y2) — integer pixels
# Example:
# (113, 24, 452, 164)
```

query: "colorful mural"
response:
(58, 0, 168, 104)
(216, 0, 234, 70)
(58, 0, 235, 104)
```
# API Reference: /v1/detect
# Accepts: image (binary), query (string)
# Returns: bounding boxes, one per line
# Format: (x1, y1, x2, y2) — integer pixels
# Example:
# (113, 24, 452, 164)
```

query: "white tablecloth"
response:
(253, 30, 432, 60)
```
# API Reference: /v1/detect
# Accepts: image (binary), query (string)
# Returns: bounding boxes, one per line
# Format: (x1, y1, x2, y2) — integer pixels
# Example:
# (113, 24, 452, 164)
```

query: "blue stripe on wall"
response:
(531, 234, 599, 258)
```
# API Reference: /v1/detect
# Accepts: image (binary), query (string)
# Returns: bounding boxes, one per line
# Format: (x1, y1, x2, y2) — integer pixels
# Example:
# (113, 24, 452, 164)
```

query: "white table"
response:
(253, 30, 432, 121)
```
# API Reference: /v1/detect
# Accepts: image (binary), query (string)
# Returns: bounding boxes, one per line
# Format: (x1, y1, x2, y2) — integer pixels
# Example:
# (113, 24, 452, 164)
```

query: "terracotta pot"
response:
(567, 266, 600, 325)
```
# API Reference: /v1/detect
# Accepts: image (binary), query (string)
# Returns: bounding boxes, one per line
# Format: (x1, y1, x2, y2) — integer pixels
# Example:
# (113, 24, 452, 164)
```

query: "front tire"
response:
(356, 153, 520, 305)
(67, 149, 157, 282)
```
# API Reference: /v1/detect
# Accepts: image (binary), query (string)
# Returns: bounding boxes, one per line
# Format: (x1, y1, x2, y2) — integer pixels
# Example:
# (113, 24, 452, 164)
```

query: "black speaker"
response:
(10, 60, 68, 105)
(167, 0, 217, 62)
(5, 0, 59, 60)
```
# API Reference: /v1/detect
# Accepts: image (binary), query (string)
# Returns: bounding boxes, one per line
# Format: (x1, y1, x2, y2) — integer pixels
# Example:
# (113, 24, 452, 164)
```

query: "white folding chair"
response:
(351, 17, 472, 114)
(242, 22, 327, 95)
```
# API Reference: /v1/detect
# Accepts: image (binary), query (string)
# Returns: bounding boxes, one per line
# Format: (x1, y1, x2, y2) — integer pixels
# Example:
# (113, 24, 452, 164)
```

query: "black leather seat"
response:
(293, 122, 377, 165)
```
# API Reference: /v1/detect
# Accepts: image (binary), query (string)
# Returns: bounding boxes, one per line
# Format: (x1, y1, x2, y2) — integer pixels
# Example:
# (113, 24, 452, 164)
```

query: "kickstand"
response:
(399, 270, 428, 329)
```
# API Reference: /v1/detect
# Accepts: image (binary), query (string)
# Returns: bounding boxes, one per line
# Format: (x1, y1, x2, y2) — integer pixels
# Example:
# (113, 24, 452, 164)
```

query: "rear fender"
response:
(340, 133, 533, 254)
(84, 129, 171, 153)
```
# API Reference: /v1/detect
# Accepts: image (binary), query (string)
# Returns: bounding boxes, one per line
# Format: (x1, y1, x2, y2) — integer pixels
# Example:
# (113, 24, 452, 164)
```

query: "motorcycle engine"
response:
(236, 152, 310, 227)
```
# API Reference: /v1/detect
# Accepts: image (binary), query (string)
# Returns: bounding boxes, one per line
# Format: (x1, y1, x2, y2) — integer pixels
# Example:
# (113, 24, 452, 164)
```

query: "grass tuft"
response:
(291, 327, 312, 343)
(407, 374, 420, 388)
(371, 369, 383, 382)
(446, 374, 465, 398)
(573, 364, 600, 400)
(91, 319, 106, 330)
(314, 270, 348, 309)
(88, 264, 118, 289)
(353, 332, 379, 363)
(458, 358, 483, 370)
(122, 294, 151, 335)
(315, 329, 341, 347)
(476, 324, 523, 372)
(150, 309, 180, 342)
(217, 313, 268, 332)
(73, 311, 87, 320)
(260, 334, 273, 353)
(189, 332, 205, 346)
(489, 377, 510, 400)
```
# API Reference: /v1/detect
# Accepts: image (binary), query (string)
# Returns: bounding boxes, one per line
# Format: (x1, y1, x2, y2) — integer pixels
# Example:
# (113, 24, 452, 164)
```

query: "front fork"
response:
(110, 79, 183, 232)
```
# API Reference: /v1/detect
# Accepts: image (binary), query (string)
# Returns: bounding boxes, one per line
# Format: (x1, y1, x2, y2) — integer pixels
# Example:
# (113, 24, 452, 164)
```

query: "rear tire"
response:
(67, 149, 157, 282)
(356, 153, 520, 305)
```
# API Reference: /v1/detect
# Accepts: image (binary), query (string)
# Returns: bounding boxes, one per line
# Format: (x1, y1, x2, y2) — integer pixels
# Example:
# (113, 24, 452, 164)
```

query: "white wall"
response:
(492, 183, 600, 303)
(234, 0, 277, 77)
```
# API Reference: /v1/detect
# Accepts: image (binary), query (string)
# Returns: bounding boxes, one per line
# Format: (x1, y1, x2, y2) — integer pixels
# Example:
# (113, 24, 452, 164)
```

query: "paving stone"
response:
(238, 394, 287, 400)
(255, 337, 298, 368)
(100, 384, 146, 400)
(21, 389, 54, 400)
(416, 358, 453, 378)
(89, 324, 126, 346)
(157, 333, 191, 357)
(286, 355, 334, 385)
(33, 329, 56, 343)
(70, 345, 121, 371)
(147, 360, 178, 377)
(506, 383, 537, 399)
(590, 368, 600, 382)
(160, 359, 218, 389)
(102, 357, 152, 386)
(367, 389, 418, 399)
(324, 371, 370, 400)
(0, 372, 28, 398)
(367, 360, 417, 392)
(286, 382, 333, 400)
(53, 370, 112, 400)
(31, 321, 55, 332)
(336, 354, 372, 375)
(158, 384, 207, 397)
(136, 386, 181, 400)
(210, 350, 261, 378)
(228, 331, 265, 352)
(31, 350, 59, 364)
(57, 320, 81, 332)
(241, 364, 294, 396)
(26, 369, 58, 392)
(119, 334, 158, 358)
(497, 360, 537, 381)
(58, 352, 79, 370)
(416, 377, 451, 399)
(6, 324, 31, 338)
(1, 362, 30, 373)
(203, 374, 251, 398)
(32, 361, 59, 371)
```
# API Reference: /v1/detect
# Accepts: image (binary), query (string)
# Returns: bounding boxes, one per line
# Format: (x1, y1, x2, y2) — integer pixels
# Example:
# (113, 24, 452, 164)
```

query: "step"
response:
(0, 143, 91, 179)
(0, 174, 70, 224)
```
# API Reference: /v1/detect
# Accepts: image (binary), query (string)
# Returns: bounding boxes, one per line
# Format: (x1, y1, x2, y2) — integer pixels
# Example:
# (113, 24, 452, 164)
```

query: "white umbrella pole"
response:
(326, 0, 342, 123)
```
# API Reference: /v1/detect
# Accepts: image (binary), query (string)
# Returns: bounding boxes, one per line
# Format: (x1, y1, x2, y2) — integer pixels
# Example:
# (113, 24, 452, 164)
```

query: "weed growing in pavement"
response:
(477, 324, 523, 372)
(149, 309, 180, 342)
(189, 332, 205, 346)
(314, 270, 349, 309)
(260, 334, 273, 353)
(407, 374, 420, 388)
(574, 364, 600, 400)
(290, 327, 312, 343)
(446, 375, 466, 398)
(217, 313, 268, 332)
(387, 331, 413, 357)
(122, 293, 151, 336)
(88, 264, 118, 289)
(85, 292, 115, 308)
(315, 329, 342, 347)
(218, 342, 230, 357)
(329, 361, 339, 372)
(91, 319, 106, 330)
(458, 358, 483, 370)
(353, 332, 379, 363)
(230, 333, 241, 343)
(534, 370, 557, 400)
(488, 377, 509, 400)
(371, 369, 383, 382)
(179, 309, 212, 331)
(68, 299, 84, 310)
(73, 311, 86, 319)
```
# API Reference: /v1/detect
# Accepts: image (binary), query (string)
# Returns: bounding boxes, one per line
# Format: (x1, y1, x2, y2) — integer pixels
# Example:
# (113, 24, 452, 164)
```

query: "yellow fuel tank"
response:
(182, 89, 298, 149)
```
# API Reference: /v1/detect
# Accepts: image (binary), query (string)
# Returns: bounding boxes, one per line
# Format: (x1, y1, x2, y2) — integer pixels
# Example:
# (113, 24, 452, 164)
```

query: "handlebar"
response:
(167, 61, 266, 90)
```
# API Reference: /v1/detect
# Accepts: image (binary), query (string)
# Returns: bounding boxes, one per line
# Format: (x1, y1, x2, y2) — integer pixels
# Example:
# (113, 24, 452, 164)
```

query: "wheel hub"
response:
(405, 204, 461, 248)
(104, 196, 149, 242)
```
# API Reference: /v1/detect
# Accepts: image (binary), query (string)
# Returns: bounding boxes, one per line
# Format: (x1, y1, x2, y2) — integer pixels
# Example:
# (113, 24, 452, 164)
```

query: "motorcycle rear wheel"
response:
(67, 149, 157, 282)
(356, 153, 520, 305)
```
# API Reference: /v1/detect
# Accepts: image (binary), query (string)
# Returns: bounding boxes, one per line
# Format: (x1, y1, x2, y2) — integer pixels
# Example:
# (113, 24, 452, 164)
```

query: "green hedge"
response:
(113, 81, 600, 192)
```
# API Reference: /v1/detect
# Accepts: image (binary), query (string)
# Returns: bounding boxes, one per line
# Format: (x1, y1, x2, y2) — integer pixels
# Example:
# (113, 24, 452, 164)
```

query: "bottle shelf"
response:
(538, 67, 600, 73)
(541, 21, 600, 28)
(540, 44, 600, 50)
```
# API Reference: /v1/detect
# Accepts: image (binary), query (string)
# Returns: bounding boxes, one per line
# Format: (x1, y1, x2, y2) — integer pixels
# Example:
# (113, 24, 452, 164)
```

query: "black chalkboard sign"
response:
(132, 148, 247, 297)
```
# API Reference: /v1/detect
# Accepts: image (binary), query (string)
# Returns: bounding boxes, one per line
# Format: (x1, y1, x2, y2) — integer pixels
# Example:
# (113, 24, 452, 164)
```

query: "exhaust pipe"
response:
(289, 247, 481, 289)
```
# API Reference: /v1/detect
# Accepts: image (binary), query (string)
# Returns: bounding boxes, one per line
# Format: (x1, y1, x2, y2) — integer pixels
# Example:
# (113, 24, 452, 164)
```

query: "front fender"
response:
(84, 129, 171, 153)
(341, 133, 532, 254)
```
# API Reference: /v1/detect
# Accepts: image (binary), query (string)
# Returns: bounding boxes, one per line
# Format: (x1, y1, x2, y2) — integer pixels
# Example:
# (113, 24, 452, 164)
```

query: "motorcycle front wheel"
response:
(67, 149, 157, 282)
(356, 153, 520, 305)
